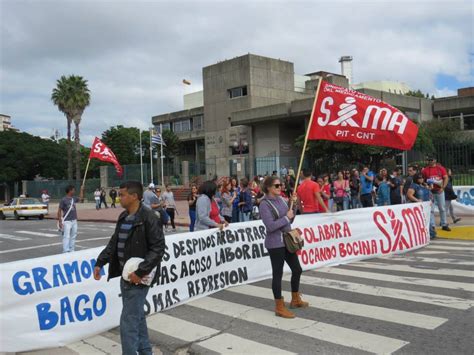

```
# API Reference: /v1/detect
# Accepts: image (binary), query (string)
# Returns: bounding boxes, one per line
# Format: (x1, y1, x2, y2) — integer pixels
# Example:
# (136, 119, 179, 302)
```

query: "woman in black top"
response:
(188, 184, 198, 231)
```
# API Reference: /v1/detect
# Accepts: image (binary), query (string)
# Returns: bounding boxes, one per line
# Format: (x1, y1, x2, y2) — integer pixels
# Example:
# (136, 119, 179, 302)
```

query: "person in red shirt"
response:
(297, 169, 329, 214)
(317, 176, 330, 212)
(421, 156, 451, 231)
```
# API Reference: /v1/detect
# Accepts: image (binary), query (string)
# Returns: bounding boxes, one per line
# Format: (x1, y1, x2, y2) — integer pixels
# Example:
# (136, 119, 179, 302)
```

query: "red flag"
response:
(89, 137, 123, 177)
(308, 81, 418, 150)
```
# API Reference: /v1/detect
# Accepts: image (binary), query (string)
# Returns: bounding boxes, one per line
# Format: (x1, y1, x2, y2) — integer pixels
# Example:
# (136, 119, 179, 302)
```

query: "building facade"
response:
(152, 54, 473, 179)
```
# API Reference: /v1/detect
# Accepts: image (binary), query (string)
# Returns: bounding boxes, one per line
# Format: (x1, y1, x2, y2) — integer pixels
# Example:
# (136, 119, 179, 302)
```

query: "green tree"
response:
(0, 131, 68, 182)
(161, 129, 180, 159)
(101, 126, 151, 165)
(51, 75, 91, 182)
(405, 89, 432, 99)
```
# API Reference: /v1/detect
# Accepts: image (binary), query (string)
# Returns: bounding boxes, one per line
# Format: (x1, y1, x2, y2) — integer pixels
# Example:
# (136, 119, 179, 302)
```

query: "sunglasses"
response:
(273, 184, 282, 188)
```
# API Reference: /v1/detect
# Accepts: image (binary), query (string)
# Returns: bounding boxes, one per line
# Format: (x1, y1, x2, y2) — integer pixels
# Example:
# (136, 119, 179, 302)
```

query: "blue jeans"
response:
(120, 279, 152, 355)
(429, 203, 436, 238)
(240, 211, 251, 222)
(95, 199, 100, 209)
(350, 195, 361, 209)
(62, 220, 77, 253)
(189, 209, 196, 232)
(432, 191, 448, 226)
(231, 206, 240, 223)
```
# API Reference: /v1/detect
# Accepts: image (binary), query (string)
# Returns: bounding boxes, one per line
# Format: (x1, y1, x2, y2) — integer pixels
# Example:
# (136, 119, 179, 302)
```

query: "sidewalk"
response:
(46, 200, 191, 226)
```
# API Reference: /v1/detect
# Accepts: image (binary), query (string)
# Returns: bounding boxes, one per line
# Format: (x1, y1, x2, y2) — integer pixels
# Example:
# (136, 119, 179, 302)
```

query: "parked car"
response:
(0, 197, 48, 220)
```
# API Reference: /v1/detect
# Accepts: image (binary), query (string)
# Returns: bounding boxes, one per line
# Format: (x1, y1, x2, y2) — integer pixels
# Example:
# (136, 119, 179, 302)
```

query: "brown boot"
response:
(275, 298, 295, 318)
(290, 292, 309, 308)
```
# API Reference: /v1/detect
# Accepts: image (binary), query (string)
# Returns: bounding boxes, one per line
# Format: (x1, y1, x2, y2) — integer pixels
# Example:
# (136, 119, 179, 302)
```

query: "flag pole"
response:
(139, 129, 144, 185)
(149, 128, 154, 183)
(80, 157, 91, 201)
(290, 78, 323, 210)
(160, 123, 164, 187)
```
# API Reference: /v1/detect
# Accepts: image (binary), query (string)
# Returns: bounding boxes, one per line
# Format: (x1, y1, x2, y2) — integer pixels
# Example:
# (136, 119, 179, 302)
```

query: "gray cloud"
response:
(1, 0, 472, 146)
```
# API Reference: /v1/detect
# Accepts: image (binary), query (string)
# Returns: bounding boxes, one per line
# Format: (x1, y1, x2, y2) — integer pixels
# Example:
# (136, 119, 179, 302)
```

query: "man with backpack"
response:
(57, 185, 84, 253)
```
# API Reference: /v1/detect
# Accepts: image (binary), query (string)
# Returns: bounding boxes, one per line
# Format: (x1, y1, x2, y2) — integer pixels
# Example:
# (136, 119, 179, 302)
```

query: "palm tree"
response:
(52, 75, 90, 182)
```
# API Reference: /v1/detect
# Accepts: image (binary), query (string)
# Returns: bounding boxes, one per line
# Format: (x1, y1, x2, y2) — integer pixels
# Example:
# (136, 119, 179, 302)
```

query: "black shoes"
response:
(453, 218, 462, 224)
(442, 226, 451, 232)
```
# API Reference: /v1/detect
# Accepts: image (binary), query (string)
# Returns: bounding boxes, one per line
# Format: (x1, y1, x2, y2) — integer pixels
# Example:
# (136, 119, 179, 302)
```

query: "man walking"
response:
(422, 156, 451, 231)
(57, 185, 83, 253)
(94, 181, 165, 355)
(109, 188, 118, 208)
(403, 165, 418, 200)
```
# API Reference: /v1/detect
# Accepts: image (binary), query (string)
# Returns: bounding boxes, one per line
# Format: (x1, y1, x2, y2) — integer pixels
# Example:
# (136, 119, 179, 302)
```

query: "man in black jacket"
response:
(94, 181, 165, 355)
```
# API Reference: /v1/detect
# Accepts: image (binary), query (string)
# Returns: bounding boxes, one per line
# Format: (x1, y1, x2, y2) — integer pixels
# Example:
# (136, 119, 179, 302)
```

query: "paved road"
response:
(11, 229, 473, 354)
(0, 219, 188, 264)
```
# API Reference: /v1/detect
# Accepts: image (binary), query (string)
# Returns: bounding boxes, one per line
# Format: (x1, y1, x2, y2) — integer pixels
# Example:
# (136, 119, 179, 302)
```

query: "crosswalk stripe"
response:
(147, 313, 293, 354)
(66, 340, 105, 354)
(188, 295, 408, 354)
(314, 267, 474, 291)
(227, 284, 448, 329)
(148, 313, 218, 341)
(16, 230, 58, 238)
(0, 233, 31, 241)
(294, 275, 474, 310)
(427, 245, 474, 252)
(431, 240, 474, 246)
(415, 250, 449, 255)
(349, 262, 474, 278)
(67, 335, 121, 354)
(388, 255, 474, 266)
(198, 333, 297, 354)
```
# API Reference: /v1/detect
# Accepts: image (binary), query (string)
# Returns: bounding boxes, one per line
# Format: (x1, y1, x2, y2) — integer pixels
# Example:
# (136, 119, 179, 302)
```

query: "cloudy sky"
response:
(1, 0, 472, 146)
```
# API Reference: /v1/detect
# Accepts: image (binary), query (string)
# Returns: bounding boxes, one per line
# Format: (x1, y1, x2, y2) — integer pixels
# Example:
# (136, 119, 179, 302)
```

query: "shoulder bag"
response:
(264, 198, 304, 253)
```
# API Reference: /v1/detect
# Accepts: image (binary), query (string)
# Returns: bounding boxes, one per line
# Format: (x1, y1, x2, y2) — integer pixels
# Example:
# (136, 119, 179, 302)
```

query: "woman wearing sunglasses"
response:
(259, 176, 308, 319)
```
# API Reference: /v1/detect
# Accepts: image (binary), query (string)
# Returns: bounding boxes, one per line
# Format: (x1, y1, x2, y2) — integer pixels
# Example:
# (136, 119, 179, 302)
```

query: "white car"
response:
(0, 197, 48, 220)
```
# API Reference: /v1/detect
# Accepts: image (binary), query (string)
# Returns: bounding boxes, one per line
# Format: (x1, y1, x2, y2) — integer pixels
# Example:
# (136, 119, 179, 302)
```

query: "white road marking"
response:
(427, 245, 474, 252)
(67, 335, 121, 354)
(227, 284, 447, 329)
(387, 255, 474, 266)
(16, 230, 58, 238)
(0, 237, 110, 254)
(415, 250, 449, 255)
(295, 275, 474, 310)
(350, 262, 474, 278)
(0, 233, 31, 241)
(66, 339, 105, 354)
(314, 267, 474, 291)
(188, 296, 409, 354)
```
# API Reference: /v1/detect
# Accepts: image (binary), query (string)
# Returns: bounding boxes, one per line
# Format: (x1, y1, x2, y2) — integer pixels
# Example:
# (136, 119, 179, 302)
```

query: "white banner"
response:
(452, 186, 474, 216)
(0, 202, 430, 352)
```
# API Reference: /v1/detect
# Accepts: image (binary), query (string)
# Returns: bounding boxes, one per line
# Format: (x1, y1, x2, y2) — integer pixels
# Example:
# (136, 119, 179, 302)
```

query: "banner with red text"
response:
(308, 81, 419, 150)
(0, 202, 430, 352)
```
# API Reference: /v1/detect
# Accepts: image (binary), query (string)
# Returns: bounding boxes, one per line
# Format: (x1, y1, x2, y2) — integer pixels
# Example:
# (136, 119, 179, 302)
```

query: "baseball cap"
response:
(148, 183, 155, 189)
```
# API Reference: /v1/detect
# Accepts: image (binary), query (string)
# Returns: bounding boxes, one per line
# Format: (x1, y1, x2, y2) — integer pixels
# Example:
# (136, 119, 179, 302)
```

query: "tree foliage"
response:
(51, 75, 90, 181)
(0, 131, 68, 182)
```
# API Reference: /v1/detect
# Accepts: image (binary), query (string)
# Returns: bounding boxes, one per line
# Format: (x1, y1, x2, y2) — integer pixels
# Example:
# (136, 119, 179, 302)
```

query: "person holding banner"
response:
(94, 181, 165, 355)
(260, 176, 308, 319)
(406, 173, 436, 239)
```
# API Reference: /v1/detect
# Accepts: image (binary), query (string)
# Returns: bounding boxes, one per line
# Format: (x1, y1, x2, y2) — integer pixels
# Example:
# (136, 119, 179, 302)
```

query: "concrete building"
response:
(351, 81, 411, 95)
(152, 54, 473, 180)
(0, 114, 18, 132)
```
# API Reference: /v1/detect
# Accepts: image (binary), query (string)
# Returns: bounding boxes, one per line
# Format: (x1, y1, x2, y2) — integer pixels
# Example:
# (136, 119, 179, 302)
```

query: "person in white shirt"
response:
(41, 190, 50, 212)
(94, 188, 101, 210)
(162, 184, 177, 231)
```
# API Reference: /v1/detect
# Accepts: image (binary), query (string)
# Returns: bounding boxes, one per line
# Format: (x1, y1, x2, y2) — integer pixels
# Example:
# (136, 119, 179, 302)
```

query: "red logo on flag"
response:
(89, 137, 123, 177)
(308, 81, 419, 150)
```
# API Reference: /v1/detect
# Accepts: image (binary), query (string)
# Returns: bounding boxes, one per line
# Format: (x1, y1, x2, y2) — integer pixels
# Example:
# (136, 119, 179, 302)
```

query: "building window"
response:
(156, 123, 171, 133)
(173, 119, 191, 133)
(228, 86, 248, 99)
(193, 115, 204, 131)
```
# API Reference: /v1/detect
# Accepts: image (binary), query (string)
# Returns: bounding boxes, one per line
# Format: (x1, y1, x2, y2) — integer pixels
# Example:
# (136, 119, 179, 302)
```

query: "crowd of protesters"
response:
(179, 156, 461, 240)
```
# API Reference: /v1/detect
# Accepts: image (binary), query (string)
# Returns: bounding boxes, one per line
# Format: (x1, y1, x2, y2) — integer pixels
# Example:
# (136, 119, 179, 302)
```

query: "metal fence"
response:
(435, 142, 474, 185)
(24, 179, 101, 201)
